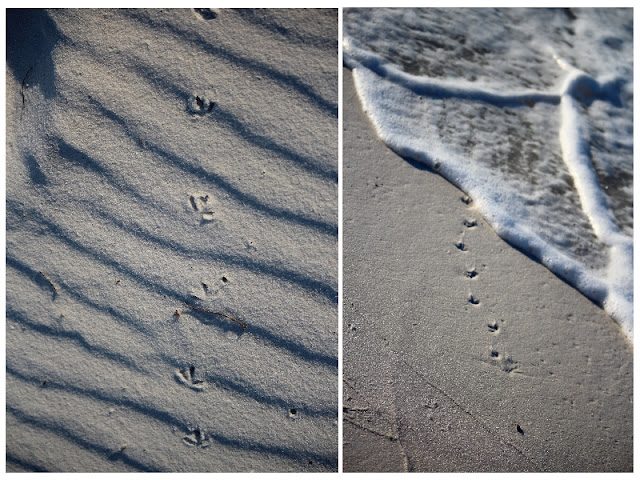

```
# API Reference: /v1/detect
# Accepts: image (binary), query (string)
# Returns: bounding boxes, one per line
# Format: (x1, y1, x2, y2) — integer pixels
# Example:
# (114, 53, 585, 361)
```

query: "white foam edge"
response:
(348, 62, 633, 343)
(344, 39, 561, 107)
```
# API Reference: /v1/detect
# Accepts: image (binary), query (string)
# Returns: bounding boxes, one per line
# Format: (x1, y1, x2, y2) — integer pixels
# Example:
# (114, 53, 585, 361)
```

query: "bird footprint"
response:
(189, 193, 216, 222)
(176, 366, 205, 391)
(183, 427, 210, 448)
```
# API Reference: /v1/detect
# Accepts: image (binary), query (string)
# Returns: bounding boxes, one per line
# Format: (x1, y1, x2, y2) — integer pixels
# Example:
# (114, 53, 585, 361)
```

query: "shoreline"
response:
(342, 66, 632, 472)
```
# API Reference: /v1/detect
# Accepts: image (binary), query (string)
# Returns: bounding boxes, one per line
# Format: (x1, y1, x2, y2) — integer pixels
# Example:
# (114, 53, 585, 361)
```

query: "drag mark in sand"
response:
(397, 355, 539, 470)
(343, 376, 409, 470)
(343, 378, 398, 442)
(367, 355, 534, 468)
(183, 302, 247, 330)
(344, 302, 538, 471)
(342, 416, 399, 443)
(38, 270, 59, 298)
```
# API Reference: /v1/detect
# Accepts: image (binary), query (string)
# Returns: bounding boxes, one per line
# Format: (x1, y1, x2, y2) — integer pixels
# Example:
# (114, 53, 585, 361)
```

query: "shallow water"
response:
(344, 8, 633, 340)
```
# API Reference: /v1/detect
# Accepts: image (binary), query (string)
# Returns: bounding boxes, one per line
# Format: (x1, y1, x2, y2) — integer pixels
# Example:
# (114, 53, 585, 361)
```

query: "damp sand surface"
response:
(343, 67, 632, 472)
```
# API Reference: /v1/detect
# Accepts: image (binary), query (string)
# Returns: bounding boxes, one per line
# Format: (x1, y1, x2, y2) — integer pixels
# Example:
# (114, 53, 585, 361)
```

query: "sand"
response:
(3, 8, 634, 475)
(5, 9, 337, 472)
(342, 67, 632, 472)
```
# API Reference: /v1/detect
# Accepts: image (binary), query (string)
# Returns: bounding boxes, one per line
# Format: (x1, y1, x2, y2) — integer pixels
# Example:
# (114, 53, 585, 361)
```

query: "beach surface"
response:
(5, 9, 338, 472)
(342, 67, 632, 472)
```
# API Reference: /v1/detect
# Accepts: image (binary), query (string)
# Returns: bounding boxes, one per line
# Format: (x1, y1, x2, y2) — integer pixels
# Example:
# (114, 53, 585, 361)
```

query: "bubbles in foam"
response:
(344, 8, 633, 340)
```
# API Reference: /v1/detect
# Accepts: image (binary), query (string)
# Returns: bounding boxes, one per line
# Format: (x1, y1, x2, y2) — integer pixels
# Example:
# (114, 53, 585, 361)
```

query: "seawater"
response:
(344, 8, 633, 341)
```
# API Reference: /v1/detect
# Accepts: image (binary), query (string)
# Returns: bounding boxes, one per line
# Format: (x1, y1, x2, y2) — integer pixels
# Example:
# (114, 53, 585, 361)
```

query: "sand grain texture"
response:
(343, 67, 632, 472)
(6, 9, 338, 472)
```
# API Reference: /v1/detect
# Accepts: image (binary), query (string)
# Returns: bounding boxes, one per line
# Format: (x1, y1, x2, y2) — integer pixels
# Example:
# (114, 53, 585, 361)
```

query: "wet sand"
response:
(342, 67, 632, 472)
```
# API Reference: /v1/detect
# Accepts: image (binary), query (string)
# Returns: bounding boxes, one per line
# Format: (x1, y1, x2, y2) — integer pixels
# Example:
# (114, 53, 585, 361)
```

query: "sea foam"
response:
(344, 8, 633, 341)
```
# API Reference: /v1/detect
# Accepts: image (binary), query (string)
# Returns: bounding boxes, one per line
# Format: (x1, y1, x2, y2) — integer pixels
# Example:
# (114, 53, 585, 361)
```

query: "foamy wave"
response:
(344, 8, 633, 341)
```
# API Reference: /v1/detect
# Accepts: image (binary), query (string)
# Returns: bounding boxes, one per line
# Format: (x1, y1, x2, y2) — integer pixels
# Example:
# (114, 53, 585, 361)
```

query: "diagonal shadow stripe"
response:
(207, 430, 336, 470)
(232, 8, 338, 51)
(7, 203, 337, 368)
(182, 307, 337, 369)
(6, 365, 186, 430)
(25, 153, 49, 186)
(54, 138, 152, 206)
(6, 305, 144, 373)
(90, 203, 337, 305)
(158, 354, 335, 418)
(6, 255, 153, 337)
(241, 319, 337, 370)
(121, 9, 338, 118)
(212, 105, 338, 182)
(188, 374, 335, 418)
(7, 367, 336, 469)
(6, 404, 159, 472)
(5, 453, 50, 473)
(82, 94, 337, 237)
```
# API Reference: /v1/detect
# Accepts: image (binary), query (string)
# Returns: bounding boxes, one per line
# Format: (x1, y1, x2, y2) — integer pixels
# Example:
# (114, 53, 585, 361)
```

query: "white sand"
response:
(5, 9, 337, 472)
(343, 67, 632, 472)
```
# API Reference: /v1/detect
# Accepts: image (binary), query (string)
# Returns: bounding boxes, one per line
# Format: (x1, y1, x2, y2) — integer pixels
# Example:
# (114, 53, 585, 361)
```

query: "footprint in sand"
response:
(175, 365, 205, 391)
(463, 219, 477, 228)
(188, 193, 216, 222)
(185, 278, 244, 338)
(187, 94, 216, 116)
(193, 8, 218, 21)
(455, 239, 467, 251)
(183, 427, 210, 448)
(489, 347, 520, 374)
(190, 281, 212, 301)
(487, 320, 501, 334)
(189, 276, 229, 301)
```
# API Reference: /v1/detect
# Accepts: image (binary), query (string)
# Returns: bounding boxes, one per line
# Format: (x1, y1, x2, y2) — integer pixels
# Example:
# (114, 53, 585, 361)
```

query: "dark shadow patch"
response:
(6, 305, 144, 373)
(6, 402, 158, 472)
(24, 154, 48, 185)
(194, 8, 217, 20)
(6, 9, 59, 101)
(5, 453, 49, 473)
